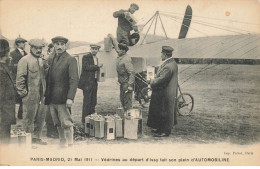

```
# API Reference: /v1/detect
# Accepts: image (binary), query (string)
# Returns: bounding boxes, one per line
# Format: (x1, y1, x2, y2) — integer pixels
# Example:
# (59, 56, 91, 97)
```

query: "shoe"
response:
(32, 138, 48, 145)
(153, 132, 170, 137)
(47, 133, 59, 139)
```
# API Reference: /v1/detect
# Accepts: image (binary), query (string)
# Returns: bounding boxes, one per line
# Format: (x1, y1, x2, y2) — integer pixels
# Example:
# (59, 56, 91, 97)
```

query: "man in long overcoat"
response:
(0, 39, 16, 144)
(10, 37, 27, 119)
(45, 36, 79, 147)
(78, 44, 103, 124)
(16, 39, 48, 145)
(147, 46, 178, 137)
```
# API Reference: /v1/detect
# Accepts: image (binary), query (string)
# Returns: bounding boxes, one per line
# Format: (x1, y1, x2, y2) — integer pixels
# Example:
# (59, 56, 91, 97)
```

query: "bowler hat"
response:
(0, 39, 10, 53)
(15, 37, 27, 44)
(29, 39, 45, 47)
(162, 46, 174, 53)
(118, 43, 129, 52)
(51, 36, 68, 44)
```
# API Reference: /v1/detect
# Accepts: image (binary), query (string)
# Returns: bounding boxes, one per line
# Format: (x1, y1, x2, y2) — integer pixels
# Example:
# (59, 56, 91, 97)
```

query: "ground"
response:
(16, 64, 260, 146)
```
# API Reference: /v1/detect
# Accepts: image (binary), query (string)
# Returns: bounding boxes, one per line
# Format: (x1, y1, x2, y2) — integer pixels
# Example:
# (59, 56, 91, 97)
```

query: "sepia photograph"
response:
(0, 0, 260, 166)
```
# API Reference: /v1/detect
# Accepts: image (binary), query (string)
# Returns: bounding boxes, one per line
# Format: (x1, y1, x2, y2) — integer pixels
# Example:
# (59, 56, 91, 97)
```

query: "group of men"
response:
(0, 3, 179, 147)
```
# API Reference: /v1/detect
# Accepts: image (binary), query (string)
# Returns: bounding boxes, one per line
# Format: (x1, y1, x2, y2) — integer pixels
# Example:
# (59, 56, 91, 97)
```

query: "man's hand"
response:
(66, 99, 73, 108)
(98, 63, 103, 68)
(107, 34, 114, 38)
(133, 25, 139, 33)
(125, 86, 133, 93)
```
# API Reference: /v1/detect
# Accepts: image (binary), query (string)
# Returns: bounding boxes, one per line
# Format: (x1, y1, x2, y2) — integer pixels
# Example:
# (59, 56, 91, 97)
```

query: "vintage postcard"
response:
(0, 0, 259, 166)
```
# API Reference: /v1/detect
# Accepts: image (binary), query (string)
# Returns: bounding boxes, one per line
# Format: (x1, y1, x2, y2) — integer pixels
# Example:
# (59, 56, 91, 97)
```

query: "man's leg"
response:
(90, 82, 98, 114)
(57, 104, 74, 146)
(82, 90, 92, 124)
(45, 106, 58, 138)
(117, 27, 130, 46)
(34, 103, 47, 140)
(121, 83, 133, 111)
(22, 101, 38, 134)
(50, 104, 67, 146)
(17, 102, 23, 119)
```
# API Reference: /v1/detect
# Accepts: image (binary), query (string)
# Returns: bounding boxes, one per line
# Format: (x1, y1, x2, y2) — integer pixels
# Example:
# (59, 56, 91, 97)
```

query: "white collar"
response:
(17, 48, 24, 53)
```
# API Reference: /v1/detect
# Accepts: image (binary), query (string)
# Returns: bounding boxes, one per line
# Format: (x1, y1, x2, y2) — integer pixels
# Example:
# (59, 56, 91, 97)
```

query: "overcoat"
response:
(45, 51, 79, 105)
(147, 57, 178, 132)
(10, 48, 27, 80)
(0, 63, 16, 128)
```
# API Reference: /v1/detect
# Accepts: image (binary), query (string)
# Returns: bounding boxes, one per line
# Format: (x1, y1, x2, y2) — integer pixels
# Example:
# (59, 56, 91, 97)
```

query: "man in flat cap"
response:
(78, 44, 103, 125)
(45, 36, 79, 147)
(0, 39, 16, 144)
(108, 34, 135, 110)
(16, 39, 48, 145)
(10, 37, 27, 119)
(113, 3, 139, 46)
(147, 46, 178, 137)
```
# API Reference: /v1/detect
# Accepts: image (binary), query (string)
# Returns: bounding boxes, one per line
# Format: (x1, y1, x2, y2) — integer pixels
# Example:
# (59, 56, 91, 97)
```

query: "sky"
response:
(0, 0, 259, 43)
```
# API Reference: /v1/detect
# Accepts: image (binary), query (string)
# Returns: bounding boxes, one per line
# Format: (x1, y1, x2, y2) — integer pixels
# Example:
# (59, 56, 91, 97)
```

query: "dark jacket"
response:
(147, 57, 178, 131)
(10, 48, 27, 81)
(113, 9, 133, 32)
(78, 52, 99, 91)
(45, 51, 79, 105)
(0, 62, 16, 126)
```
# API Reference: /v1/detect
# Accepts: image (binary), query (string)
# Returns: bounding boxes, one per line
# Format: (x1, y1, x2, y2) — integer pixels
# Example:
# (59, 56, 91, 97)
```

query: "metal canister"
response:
(94, 118, 105, 138)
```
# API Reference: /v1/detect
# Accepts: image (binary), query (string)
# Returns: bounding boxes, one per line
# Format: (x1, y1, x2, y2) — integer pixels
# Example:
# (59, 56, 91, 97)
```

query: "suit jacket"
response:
(45, 51, 79, 105)
(10, 48, 27, 81)
(16, 53, 47, 103)
(147, 57, 178, 130)
(0, 63, 16, 125)
(78, 52, 99, 91)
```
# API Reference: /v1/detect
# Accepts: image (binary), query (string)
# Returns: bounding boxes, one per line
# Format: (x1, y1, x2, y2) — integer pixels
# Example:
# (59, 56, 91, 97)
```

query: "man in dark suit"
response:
(78, 44, 103, 125)
(45, 36, 79, 147)
(0, 39, 16, 144)
(147, 46, 178, 137)
(10, 37, 27, 119)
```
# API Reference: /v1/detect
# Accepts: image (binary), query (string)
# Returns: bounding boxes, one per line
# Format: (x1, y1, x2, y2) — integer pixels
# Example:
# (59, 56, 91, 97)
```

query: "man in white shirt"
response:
(78, 44, 103, 126)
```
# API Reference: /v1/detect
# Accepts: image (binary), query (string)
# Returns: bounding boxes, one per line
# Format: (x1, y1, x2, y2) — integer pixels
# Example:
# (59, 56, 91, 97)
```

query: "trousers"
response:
(120, 82, 133, 111)
(82, 81, 97, 123)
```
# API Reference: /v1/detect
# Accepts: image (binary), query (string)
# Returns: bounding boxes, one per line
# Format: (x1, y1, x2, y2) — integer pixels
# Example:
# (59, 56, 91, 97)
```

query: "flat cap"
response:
(118, 43, 129, 52)
(90, 44, 101, 49)
(162, 46, 174, 53)
(51, 36, 68, 43)
(48, 43, 54, 48)
(15, 37, 27, 44)
(130, 3, 139, 10)
(0, 39, 10, 53)
(29, 39, 45, 47)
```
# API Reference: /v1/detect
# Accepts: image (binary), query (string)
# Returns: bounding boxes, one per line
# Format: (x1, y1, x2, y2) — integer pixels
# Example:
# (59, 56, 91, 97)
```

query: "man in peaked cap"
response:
(10, 37, 27, 120)
(113, 3, 140, 46)
(45, 36, 78, 147)
(0, 39, 16, 144)
(78, 44, 103, 126)
(16, 39, 48, 145)
(147, 46, 178, 137)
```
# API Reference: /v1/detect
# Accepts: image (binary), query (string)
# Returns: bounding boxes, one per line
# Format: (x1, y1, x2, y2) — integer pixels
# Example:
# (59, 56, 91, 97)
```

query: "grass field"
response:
(16, 64, 260, 146)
